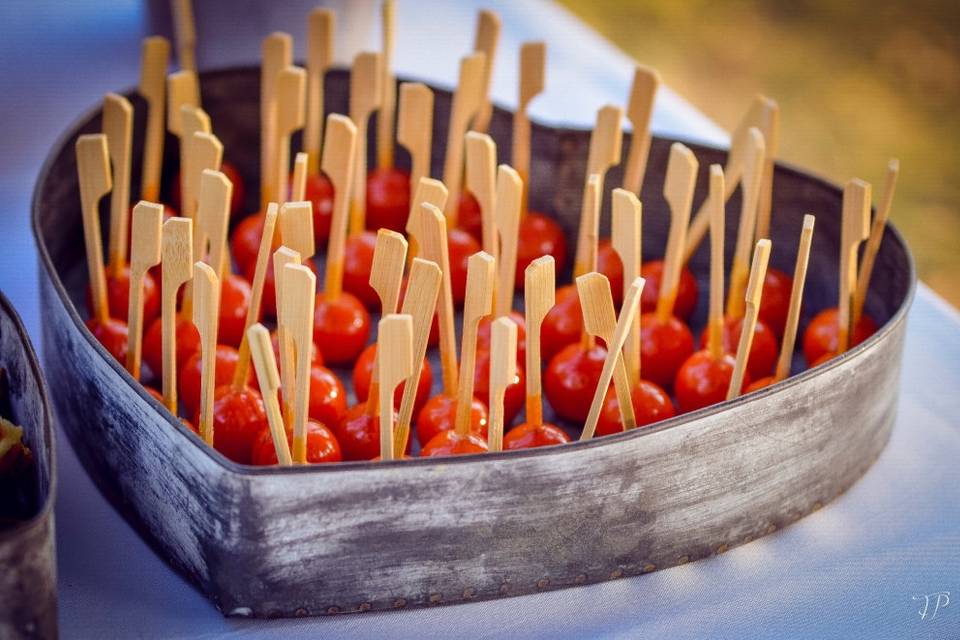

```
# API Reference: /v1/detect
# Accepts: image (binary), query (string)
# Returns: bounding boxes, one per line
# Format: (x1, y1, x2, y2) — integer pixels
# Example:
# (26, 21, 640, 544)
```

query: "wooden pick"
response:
(103, 93, 133, 274)
(442, 52, 486, 223)
(853, 159, 899, 325)
(472, 9, 501, 134)
(394, 258, 441, 458)
(171, 0, 197, 72)
(260, 33, 293, 207)
(488, 316, 517, 453)
(582, 277, 644, 440)
(246, 323, 292, 466)
(366, 229, 409, 416)
(322, 114, 358, 299)
(465, 131, 498, 256)
(282, 264, 317, 463)
(178, 104, 212, 218)
(378, 313, 413, 461)
(577, 272, 636, 431)
(192, 261, 220, 446)
(419, 203, 458, 394)
(495, 164, 522, 318)
(183, 127, 222, 221)
(725, 128, 765, 319)
(125, 202, 163, 379)
(775, 215, 814, 382)
(160, 217, 193, 412)
(376, 0, 397, 170)
(838, 179, 871, 353)
(611, 189, 642, 383)
(274, 66, 307, 204)
(405, 177, 448, 251)
(76, 134, 112, 324)
(621, 65, 661, 196)
(454, 251, 496, 437)
(138, 36, 171, 202)
(181, 168, 230, 318)
(273, 247, 302, 423)
(349, 52, 383, 235)
(655, 143, 698, 322)
(397, 83, 435, 195)
(167, 70, 200, 139)
(524, 255, 555, 428)
(305, 9, 334, 176)
(513, 41, 545, 213)
(754, 99, 781, 244)
(706, 165, 725, 360)
(574, 105, 623, 275)
(291, 152, 308, 202)
(727, 239, 770, 400)
(575, 173, 602, 284)
(279, 200, 315, 260)
(233, 204, 279, 389)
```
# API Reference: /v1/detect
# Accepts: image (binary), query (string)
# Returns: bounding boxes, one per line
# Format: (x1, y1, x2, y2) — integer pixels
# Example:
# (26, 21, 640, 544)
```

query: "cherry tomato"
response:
(277, 364, 347, 428)
(456, 191, 483, 242)
(143, 315, 200, 380)
(473, 353, 525, 425)
(304, 173, 335, 246)
(366, 167, 410, 232)
(86, 317, 128, 364)
(420, 429, 489, 457)
(503, 422, 570, 450)
(596, 240, 624, 306)
(415, 394, 488, 448)
(810, 352, 837, 367)
(595, 378, 675, 436)
(246, 256, 319, 319)
(448, 228, 481, 304)
(544, 343, 606, 423)
(171, 161, 245, 217)
(699, 315, 779, 380)
(251, 420, 342, 465)
(269, 329, 322, 368)
(145, 386, 164, 403)
(179, 344, 250, 417)
(313, 292, 371, 365)
(230, 211, 267, 275)
(759, 267, 792, 337)
(342, 231, 380, 308)
(217, 273, 251, 348)
(88, 264, 160, 324)
(399, 276, 439, 347)
(515, 212, 567, 289)
(476, 311, 527, 366)
(802, 308, 878, 366)
(540, 285, 582, 362)
(640, 260, 699, 320)
(745, 376, 775, 393)
(639, 312, 695, 390)
(352, 344, 433, 414)
(333, 402, 404, 461)
(674, 350, 751, 413)
(192, 385, 266, 464)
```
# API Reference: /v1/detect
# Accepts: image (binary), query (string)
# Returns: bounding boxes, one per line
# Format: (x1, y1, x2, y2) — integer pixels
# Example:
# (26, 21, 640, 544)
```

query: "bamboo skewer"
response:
(192, 261, 219, 445)
(838, 179, 871, 353)
(322, 114, 358, 299)
(76, 134, 112, 324)
(125, 202, 163, 379)
(774, 215, 815, 382)
(621, 66, 660, 197)
(754, 101, 781, 244)
(171, 0, 197, 73)
(247, 323, 292, 466)
(611, 189, 642, 383)
(160, 217, 193, 412)
(524, 256, 555, 428)
(260, 33, 293, 208)
(138, 36, 170, 202)
(577, 175, 602, 351)
(581, 277, 644, 441)
(472, 9, 501, 134)
(278, 200, 314, 260)
(167, 71, 201, 213)
(177, 104, 212, 219)
(727, 240, 771, 400)
(574, 105, 623, 277)
(494, 165, 522, 318)
(397, 83, 434, 195)
(419, 203, 459, 395)
(453, 252, 496, 438)
(274, 66, 307, 204)
(853, 159, 899, 325)
(655, 143, 699, 322)
(465, 132, 498, 256)
(366, 230, 408, 417)
(376, 0, 397, 170)
(103, 93, 134, 275)
(282, 264, 317, 463)
(183, 169, 231, 320)
(305, 9, 334, 177)
(706, 165, 725, 360)
(378, 314, 413, 461)
(348, 52, 383, 235)
(442, 52, 486, 224)
(725, 128, 765, 319)
(291, 153, 308, 202)
(513, 41, 545, 213)
(488, 316, 517, 453)
(273, 247, 301, 424)
(182, 127, 222, 223)
(405, 177, 448, 259)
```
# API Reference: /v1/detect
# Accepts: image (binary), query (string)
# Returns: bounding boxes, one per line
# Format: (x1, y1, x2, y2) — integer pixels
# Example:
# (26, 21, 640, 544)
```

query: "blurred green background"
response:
(561, 0, 960, 306)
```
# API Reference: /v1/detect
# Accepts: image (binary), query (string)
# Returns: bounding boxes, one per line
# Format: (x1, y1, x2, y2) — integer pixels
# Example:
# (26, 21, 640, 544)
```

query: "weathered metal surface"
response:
(0, 292, 57, 639)
(31, 67, 914, 618)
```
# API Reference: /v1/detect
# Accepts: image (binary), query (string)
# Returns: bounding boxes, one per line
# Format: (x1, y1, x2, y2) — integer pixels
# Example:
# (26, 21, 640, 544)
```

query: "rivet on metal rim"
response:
(813, 501, 823, 511)
(642, 563, 656, 573)
(326, 606, 340, 614)
(537, 578, 550, 589)
(358, 602, 371, 612)
(610, 568, 624, 579)
(294, 607, 308, 616)
(676, 555, 690, 565)
(393, 599, 407, 609)
(743, 534, 754, 544)
(765, 523, 777, 534)
(716, 544, 729, 554)
(499, 584, 510, 594)
(462, 588, 476, 599)
(429, 593, 442, 604)
(574, 574, 587, 584)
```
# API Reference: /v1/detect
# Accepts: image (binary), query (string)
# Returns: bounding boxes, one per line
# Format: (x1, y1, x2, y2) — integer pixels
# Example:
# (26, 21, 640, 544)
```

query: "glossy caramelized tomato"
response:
(90, 264, 160, 324)
(420, 429, 489, 457)
(515, 212, 567, 289)
(759, 267, 792, 337)
(456, 191, 483, 242)
(398, 276, 439, 347)
(86, 317, 128, 364)
(745, 376, 775, 393)
(217, 274, 252, 347)
(596, 240, 624, 306)
(269, 329, 322, 368)
(142, 315, 200, 380)
(640, 260, 699, 320)
(342, 231, 380, 309)
(540, 285, 582, 362)
(595, 378, 675, 436)
(699, 315, 779, 380)
(476, 312, 527, 366)
(333, 402, 403, 461)
(674, 350, 750, 413)
(543, 343, 606, 423)
(304, 173, 335, 246)
(192, 385, 267, 464)
(246, 256, 319, 319)
(313, 292, 371, 365)
(472, 354, 525, 425)
(447, 228, 481, 304)
(230, 211, 267, 274)
(145, 386, 164, 403)
(415, 394, 488, 448)
(503, 422, 570, 450)
(366, 167, 410, 232)
(289, 364, 348, 428)
(178, 345, 250, 417)
(639, 312, 695, 390)
(251, 420, 342, 465)
(171, 160, 245, 217)
(802, 308, 878, 366)
(352, 344, 433, 414)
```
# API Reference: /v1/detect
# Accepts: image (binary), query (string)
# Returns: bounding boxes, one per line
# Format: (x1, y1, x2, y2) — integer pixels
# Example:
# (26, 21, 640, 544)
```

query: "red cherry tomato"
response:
(251, 420, 342, 465)
(802, 308, 878, 366)
(503, 422, 570, 450)
(171, 161, 245, 217)
(247, 256, 319, 319)
(277, 364, 347, 428)
(595, 378, 675, 436)
(759, 267, 792, 337)
(88, 264, 160, 325)
(674, 350, 751, 413)
(269, 329, 322, 368)
(540, 285, 582, 362)
(515, 212, 567, 289)
(420, 429, 488, 457)
(745, 376, 775, 393)
(456, 191, 483, 242)
(342, 231, 379, 308)
(640, 260, 699, 320)
(142, 315, 200, 380)
(399, 276, 439, 347)
(145, 386, 164, 403)
(447, 228, 481, 304)
(217, 274, 251, 348)
(304, 173, 335, 246)
(313, 292, 371, 365)
(543, 343, 606, 423)
(596, 240, 624, 306)
(415, 394, 488, 448)
(366, 167, 410, 232)
(192, 385, 266, 464)
(476, 311, 527, 366)
(639, 312, 695, 390)
(179, 345, 251, 417)
(333, 402, 404, 461)
(230, 211, 267, 275)
(699, 315, 779, 380)
(352, 344, 433, 414)
(473, 353, 525, 425)
(86, 317, 128, 364)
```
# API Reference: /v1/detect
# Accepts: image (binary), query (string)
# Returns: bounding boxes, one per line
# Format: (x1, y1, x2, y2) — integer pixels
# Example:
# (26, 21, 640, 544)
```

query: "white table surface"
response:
(1, 1, 958, 638)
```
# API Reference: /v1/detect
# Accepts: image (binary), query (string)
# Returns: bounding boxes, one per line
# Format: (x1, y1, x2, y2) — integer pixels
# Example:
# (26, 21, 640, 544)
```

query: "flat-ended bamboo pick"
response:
(291, 153, 308, 202)
(581, 276, 644, 441)
(182, 127, 222, 222)
(260, 33, 293, 208)
(160, 217, 193, 412)
(181, 168, 231, 319)
(397, 83, 434, 195)
(378, 313, 412, 461)
(76, 134, 112, 325)
(611, 189, 642, 383)
(366, 229, 408, 417)
(247, 323, 292, 466)
(348, 52, 383, 235)
(488, 316, 517, 453)
(274, 66, 307, 204)
(103, 93, 133, 276)
(574, 105, 623, 277)
(171, 0, 197, 73)
(524, 255, 555, 428)
(466, 131, 498, 256)
(621, 65, 660, 197)
(192, 261, 219, 445)
(838, 179, 871, 353)
(727, 239, 771, 401)
(125, 202, 163, 379)
(305, 8, 334, 177)
(322, 114, 358, 299)
(405, 177, 448, 264)
(656, 143, 699, 323)
(774, 214, 814, 382)
(513, 41, 545, 213)
(576, 175, 602, 347)
(442, 52, 486, 223)
(853, 159, 899, 326)
(578, 272, 636, 430)
(167, 71, 201, 211)
(376, 0, 397, 170)
(138, 36, 170, 202)
(454, 252, 496, 438)
(706, 165, 726, 360)
(754, 100, 781, 244)
(494, 164, 522, 318)
(472, 9, 501, 134)
(273, 246, 301, 423)
(278, 200, 314, 260)
(419, 203, 458, 394)
(394, 258, 441, 458)
(725, 128, 765, 319)
(282, 263, 317, 463)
